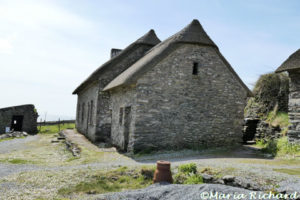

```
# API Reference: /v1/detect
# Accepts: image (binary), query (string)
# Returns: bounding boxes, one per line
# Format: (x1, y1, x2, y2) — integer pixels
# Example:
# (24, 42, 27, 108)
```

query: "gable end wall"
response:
(132, 44, 248, 152)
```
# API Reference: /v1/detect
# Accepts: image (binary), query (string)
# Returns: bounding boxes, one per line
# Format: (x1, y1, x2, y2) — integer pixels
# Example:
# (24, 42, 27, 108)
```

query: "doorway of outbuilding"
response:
(243, 118, 260, 143)
(11, 115, 24, 132)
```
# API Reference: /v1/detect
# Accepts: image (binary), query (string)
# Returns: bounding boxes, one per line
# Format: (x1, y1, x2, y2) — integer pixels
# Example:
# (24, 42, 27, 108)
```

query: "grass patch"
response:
(9, 158, 31, 164)
(38, 123, 75, 134)
(273, 168, 300, 176)
(178, 163, 197, 174)
(58, 167, 153, 195)
(0, 136, 25, 142)
(174, 163, 203, 184)
(183, 174, 203, 184)
(240, 159, 300, 166)
(0, 158, 34, 164)
(266, 111, 289, 128)
(255, 137, 300, 157)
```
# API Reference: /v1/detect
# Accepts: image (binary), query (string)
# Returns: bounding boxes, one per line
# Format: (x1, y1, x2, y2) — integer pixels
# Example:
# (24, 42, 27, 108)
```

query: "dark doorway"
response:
(243, 118, 260, 143)
(11, 115, 24, 132)
(124, 106, 131, 151)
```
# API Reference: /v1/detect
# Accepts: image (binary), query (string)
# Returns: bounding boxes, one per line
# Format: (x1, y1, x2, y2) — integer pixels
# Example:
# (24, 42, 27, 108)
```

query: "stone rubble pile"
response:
(58, 131, 81, 157)
(202, 174, 267, 191)
(0, 131, 28, 140)
(97, 183, 277, 200)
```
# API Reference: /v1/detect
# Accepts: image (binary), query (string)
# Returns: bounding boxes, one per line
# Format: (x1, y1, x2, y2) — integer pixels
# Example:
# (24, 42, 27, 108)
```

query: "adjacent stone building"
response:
(73, 19, 252, 152)
(0, 104, 38, 134)
(73, 30, 161, 142)
(276, 49, 300, 143)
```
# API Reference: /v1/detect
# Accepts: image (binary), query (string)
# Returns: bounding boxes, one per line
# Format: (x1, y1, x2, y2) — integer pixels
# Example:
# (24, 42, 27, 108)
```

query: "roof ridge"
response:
(172, 19, 217, 47)
(72, 29, 161, 94)
(136, 29, 161, 45)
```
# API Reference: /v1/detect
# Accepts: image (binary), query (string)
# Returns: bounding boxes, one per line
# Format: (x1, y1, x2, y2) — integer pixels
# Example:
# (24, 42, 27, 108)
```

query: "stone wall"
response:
(76, 83, 99, 141)
(131, 44, 248, 152)
(76, 45, 155, 143)
(288, 69, 300, 143)
(0, 104, 38, 134)
(110, 86, 136, 151)
(96, 45, 156, 142)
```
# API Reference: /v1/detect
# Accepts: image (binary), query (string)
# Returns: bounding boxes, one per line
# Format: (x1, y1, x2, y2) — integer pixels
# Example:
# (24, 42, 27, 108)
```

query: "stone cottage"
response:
(276, 49, 300, 143)
(0, 104, 38, 134)
(73, 19, 252, 152)
(73, 29, 161, 142)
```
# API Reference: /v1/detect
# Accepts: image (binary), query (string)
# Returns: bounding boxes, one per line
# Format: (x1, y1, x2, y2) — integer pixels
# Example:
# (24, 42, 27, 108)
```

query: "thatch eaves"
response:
(72, 29, 161, 94)
(275, 49, 300, 73)
(103, 19, 252, 97)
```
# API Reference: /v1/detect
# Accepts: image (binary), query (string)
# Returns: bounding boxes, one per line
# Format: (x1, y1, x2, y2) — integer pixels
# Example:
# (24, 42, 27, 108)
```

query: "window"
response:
(119, 107, 123, 125)
(193, 62, 198, 75)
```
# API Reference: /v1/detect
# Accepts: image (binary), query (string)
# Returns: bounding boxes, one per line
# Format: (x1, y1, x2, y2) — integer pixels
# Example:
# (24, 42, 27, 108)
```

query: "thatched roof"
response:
(72, 30, 161, 94)
(275, 49, 300, 73)
(103, 19, 252, 97)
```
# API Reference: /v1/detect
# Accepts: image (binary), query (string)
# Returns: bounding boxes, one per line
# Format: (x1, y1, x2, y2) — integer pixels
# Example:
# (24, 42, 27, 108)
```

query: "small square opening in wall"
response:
(193, 62, 199, 75)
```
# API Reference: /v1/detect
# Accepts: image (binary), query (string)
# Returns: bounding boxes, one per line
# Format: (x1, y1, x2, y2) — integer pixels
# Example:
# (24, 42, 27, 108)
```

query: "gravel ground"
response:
(96, 183, 278, 200)
(0, 132, 299, 200)
(0, 135, 38, 154)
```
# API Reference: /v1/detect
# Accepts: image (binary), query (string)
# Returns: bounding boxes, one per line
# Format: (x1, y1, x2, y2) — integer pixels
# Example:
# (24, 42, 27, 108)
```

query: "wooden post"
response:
(39, 118, 42, 132)
(58, 118, 61, 132)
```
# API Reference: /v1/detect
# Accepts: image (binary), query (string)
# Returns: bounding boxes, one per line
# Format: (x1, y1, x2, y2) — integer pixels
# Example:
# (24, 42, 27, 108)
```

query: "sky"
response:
(0, 0, 299, 121)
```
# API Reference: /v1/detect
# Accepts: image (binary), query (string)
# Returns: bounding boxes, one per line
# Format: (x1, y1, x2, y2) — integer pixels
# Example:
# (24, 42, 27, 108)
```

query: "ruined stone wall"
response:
(0, 104, 38, 134)
(288, 69, 300, 143)
(95, 45, 155, 142)
(131, 44, 248, 152)
(110, 86, 136, 151)
(76, 83, 99, 141)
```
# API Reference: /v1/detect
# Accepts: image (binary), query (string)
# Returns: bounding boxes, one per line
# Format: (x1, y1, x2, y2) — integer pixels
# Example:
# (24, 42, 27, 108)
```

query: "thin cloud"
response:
(0, 37, 13, 54)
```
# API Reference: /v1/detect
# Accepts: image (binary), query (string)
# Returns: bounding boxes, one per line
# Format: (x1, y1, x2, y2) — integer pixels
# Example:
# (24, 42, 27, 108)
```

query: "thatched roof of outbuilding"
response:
(72, 30, 161, 94)
(103, 19, 252, 97)
(275, 49, 300, 73)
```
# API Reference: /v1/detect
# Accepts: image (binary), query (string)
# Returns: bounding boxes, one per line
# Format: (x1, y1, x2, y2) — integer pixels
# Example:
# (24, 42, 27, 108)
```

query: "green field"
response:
(38, 123, 75, 134)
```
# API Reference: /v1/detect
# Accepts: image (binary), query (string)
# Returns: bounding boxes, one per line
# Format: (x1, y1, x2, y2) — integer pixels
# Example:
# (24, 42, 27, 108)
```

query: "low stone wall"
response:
(242, 119, 282, 142)
(255, 121, 282, 139)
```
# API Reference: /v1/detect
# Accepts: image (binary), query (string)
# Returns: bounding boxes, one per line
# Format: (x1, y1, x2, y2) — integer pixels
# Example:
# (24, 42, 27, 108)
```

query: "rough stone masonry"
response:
(276, 49, 300, 143)
(73, 19, 252, 152)
(0, 104, 38, 135)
